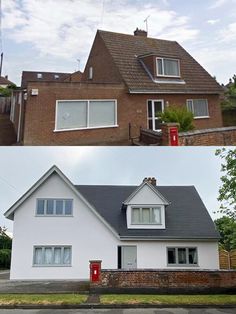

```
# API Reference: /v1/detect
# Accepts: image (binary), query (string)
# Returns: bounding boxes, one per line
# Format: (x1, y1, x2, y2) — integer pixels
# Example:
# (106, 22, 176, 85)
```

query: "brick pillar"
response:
(89, 260, 102, 285)
(161, 123, 180, 146)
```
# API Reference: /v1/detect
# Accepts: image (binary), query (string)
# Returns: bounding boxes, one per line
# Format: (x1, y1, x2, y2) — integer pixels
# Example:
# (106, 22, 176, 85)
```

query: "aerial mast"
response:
(144, 15, 150, 34)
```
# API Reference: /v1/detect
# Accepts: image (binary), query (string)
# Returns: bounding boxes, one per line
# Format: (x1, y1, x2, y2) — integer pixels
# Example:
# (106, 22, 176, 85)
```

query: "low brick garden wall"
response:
(91, 269, 236, 294)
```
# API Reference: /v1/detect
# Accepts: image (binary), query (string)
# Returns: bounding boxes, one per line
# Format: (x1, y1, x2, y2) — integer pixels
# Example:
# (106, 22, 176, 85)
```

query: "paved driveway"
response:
(0, 271, 10, 280)
(0, 309, 235, 314)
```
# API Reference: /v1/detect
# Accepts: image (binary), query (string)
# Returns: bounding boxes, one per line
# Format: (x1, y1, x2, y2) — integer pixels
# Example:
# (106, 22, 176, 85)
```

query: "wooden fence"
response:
(219, 249, 236, 269)
(0, 97, 11, 114)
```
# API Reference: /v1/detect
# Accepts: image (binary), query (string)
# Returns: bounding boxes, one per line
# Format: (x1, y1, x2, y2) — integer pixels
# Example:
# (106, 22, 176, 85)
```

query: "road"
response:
(0, 309, 235, 314)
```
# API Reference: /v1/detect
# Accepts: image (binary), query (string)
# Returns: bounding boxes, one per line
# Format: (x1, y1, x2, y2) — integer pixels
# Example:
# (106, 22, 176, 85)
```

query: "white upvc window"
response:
(55, 100, 117, 131)
(33, 246, 72, 266)
(36, 199, 73, 216)
(156, 58, 180, 77)
(131, 207, 161, 225)
(167, 247, 198, 266)
(187, 99, 209, 119)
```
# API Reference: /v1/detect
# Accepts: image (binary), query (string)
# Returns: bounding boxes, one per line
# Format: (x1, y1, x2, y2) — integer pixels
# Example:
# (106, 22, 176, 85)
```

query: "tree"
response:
(215, 216, 236, 251)
(159, 106, 194, 132)
(215, 148, 236, 218)
(221, 75, 236, 110)
(0, 84, 17, 97)
(0, 227, 12, 269)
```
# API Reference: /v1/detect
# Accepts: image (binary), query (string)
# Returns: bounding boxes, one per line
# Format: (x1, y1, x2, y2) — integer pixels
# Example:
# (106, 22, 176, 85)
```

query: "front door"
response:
(147, 100, 164, 131)
(118, 246, 137, 269)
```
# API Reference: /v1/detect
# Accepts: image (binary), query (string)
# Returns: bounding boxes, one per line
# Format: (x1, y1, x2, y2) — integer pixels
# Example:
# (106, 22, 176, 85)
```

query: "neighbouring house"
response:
(10, 29, 223, 145)
(0, 76, 13, 88)
(4, 166, 220, 280)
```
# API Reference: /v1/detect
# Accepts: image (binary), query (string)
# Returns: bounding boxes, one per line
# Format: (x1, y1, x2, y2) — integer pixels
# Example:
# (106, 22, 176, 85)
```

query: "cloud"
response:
(2, 0, 199, 62)
(219, 22, 236, 42)
(207, 19, 220, 25)
(209, 0, 228, 9)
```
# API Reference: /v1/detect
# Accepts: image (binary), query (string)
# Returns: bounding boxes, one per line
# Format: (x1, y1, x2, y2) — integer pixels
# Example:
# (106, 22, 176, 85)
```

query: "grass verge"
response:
(100, 294, 236, 305)
(0, 294, 87, 306)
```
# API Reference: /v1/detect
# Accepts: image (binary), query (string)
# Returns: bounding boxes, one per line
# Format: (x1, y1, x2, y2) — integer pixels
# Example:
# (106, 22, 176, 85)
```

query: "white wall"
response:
(10, 173, 219, 280)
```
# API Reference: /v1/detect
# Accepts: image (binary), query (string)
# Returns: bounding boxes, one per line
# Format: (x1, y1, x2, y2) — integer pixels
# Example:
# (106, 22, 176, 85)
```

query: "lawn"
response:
(100, 294, 236, 305)
(0, 294, 87, 306)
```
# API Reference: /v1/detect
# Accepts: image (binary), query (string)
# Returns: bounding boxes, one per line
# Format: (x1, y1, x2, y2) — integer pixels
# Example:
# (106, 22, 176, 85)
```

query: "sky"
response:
(0, 146, 225, 234)
(1, 0, 236, 86)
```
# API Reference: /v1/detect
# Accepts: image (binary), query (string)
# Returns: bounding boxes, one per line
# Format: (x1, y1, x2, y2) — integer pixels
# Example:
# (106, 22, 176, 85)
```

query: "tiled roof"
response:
(76, 185, 220, 240)
(0, 76, 13, 85)
(98, 30, 223, 94)
(21, 71, 71, 88)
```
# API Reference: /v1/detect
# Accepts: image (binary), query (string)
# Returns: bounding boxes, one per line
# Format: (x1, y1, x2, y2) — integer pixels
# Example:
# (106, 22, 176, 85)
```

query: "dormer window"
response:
(156, 58, 180, 77)
(131, 207, 161, 225)
(37, 73, 43, 79)
(54, 74, 60, 80)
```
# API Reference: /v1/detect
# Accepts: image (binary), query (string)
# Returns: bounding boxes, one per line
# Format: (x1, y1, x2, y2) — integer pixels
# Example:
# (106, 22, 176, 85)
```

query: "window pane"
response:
(132, 208, 140, 224)
(44, 248, 53, 264)
(168, 248, 176, 264)
(164, 59, 179, 76)
(152, 208, 161, 224)
(46, 199, 54, 215)
(89, 101, 115, 127)
(56, 200, 63, 215)
(157, 59, 163, 75)
(37, 200, 45, 215)
(148, 119, 153, 130)
(34, 248, 43, 264)
(148, 101, 152, 118)
(189, 248, 197, 264)
(187, 100, 193, 112)
(54, 247, 62, 264)
(193, 99, 208, 117)
(65, 200, 72, 215)
(63, 248, 71, 264)
(57, 101, 87, 130)
(142, 208, 150, 223)
(178, 248, 187, 264)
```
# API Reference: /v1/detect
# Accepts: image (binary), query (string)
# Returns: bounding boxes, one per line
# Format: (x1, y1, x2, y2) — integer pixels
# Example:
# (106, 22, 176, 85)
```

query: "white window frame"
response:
(147, 99, 164, 131)
(33, 246, 72, 267)
(54, 99, 118, 132)
(131, 207, 162, 225)
(156, 57, 180, 78)
(89, 67, 93, 80)
(187, 99, 209, 119)
(36, 198, 73, 217)
(167, 247, 199, 267)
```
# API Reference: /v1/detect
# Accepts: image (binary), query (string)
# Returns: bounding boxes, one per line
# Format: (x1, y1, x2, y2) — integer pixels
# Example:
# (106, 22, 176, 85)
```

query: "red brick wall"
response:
(96, 269, 236, 292)
(23, 81, 223, 145)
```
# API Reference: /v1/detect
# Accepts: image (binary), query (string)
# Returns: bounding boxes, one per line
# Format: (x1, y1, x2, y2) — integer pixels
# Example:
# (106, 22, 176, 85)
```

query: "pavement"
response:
(0, 272, 10, 280)
(0, 309, 236, 313)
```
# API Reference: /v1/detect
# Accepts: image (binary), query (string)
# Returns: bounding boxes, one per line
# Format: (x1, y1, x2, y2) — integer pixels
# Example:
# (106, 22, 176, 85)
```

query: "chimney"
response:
(143, 177, 157, 186)
(134, 28, 147, 37)
(5, 75, 8, 80)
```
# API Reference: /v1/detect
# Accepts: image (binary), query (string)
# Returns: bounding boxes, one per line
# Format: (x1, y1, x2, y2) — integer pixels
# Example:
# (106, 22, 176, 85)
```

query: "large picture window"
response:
(36, 199, 73, 216)
(187, 99, 209, 118)
(33, 246, 71, 266)
(131, 207, 161, 225)
(156, 58, 180, 77)
(167, 247, 198, 266)
(55, 100, 117, 131)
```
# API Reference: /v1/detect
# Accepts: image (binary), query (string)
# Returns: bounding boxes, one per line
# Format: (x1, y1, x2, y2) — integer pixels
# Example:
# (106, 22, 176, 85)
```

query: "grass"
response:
(100, 294, 236, 305)
(0, 294, 87, 306)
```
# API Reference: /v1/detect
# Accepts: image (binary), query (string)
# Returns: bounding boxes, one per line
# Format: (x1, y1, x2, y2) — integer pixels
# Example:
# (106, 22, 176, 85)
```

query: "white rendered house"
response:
(4, 166, 220, 280)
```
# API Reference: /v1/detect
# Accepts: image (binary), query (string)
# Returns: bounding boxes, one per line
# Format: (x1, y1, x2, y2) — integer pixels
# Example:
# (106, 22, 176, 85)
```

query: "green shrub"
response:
(0, 249, 11, 269)
(159, 106, 194, 132)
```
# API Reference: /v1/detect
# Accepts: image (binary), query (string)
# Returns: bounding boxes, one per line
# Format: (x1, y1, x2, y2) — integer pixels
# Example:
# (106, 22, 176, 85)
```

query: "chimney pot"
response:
(143, 177, 157, 186)
(5, 75, 8, 80)
(134, 28, 147, 37)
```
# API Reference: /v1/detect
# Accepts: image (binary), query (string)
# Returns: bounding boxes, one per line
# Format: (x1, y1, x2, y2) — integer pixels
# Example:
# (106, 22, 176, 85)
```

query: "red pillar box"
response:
(89, 260, 102, 283)
(170, 127, 179, 146)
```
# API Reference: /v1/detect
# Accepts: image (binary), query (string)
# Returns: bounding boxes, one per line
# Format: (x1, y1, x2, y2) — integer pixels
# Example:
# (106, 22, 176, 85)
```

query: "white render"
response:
(9, 170, 219, 280)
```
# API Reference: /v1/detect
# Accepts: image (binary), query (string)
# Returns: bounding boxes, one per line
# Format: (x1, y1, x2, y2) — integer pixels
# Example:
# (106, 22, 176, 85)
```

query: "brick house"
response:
(11, 29, 224, 145)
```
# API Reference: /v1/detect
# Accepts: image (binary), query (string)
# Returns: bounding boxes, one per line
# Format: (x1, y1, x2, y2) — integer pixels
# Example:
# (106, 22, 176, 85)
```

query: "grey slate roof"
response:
(75, 185, 219, 240)
(98, 30, 223, 94)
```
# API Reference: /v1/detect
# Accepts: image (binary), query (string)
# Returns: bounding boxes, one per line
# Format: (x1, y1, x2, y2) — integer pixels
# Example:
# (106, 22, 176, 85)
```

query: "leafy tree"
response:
(159, 106, 194, 132)
(215, 216, 236, 251)
(221, 75, 236, 110)
(0, 227, 12, 269)
(215, 148, 236, 218)
(0, 84, 17, 97)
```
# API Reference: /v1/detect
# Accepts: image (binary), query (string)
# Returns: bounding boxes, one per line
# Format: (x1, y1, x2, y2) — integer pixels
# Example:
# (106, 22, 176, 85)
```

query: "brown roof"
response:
(0, 76, 13, 85)
(63, 71, 83, 82)
(98, 30, 223, 94)
(21, 71, 71, 88)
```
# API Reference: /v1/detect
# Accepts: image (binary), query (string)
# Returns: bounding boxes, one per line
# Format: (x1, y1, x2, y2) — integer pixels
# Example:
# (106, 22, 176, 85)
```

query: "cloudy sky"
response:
(0, 147, 225, 233)
(1, 0, 236, 85)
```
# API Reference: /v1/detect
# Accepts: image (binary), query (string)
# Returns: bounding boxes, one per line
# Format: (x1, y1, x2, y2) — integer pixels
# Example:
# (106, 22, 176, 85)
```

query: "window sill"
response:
(194, 116, 210, 120)
(33, 265, 72, 267)
(54, 125, 119, 133)
(167, 264, 199, 267)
